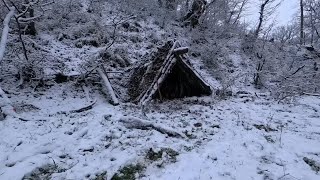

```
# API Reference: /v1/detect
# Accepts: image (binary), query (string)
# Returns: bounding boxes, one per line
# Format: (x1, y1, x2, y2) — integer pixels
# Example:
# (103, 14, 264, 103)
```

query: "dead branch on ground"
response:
(120, 116, 185, 138)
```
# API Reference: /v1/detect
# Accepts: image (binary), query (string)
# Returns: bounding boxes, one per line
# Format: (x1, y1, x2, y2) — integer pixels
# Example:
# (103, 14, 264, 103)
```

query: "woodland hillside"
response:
(0, 0, 320, 180)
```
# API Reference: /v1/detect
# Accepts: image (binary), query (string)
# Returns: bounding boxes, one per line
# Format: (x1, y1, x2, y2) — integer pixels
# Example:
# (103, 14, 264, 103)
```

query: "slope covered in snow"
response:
(1, 1, 320, 180)
(1, 84, 320, 179)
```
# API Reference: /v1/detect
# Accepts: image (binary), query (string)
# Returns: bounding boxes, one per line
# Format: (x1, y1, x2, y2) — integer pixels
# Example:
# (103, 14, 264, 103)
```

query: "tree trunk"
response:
(300, 0, 304, 45)
(182, 0, 207, 27)
(233, 0, 247, 25)
(24, 0, 36, 35)
(255, 0, 270, 38)
(27, 8, 37, 35)
(310, 9, 314, 45)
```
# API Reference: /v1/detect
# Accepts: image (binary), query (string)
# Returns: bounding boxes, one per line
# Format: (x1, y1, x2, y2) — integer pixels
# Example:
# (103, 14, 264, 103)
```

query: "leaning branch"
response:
(0, 6, 15, 63)
(0, 7, 15, 119)
(97, 67, 119, 105)
(69, 100, 97, 113)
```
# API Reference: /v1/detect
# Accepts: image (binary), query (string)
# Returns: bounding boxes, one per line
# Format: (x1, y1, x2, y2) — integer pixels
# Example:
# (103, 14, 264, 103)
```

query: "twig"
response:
(284, 65, 305, 79)
(302, 92, 320, 97)
(16, 70, 24, 88)
(104, 15, 135, 51)
(47, 156, 57, 169)
(26, 37, 50, 53)
(278, 173, 290, 180)
(279, 124, 284, 148)
(15, 16, 29, 61)
(18, 116, 50, 122)
(69, 99, 97, 113)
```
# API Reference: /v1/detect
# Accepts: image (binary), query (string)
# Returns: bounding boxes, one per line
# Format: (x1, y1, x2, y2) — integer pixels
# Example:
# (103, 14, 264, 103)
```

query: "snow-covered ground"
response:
(1, 1, 320, 179)
(1, 83, 319, 179)
(144, 95, 320, 180)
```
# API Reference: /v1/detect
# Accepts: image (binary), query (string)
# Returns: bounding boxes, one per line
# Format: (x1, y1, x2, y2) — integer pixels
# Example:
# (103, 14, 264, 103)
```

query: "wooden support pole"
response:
(173, 47, 189, 55)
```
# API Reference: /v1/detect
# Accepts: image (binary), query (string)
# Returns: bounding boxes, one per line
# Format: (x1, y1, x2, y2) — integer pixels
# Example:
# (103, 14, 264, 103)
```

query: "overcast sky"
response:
(246, 0, 299, 27)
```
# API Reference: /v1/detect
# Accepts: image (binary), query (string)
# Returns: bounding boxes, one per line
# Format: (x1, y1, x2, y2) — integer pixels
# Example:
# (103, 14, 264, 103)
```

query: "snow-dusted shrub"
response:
(197, 44, 220, 77)
(189, 30, 238, 98)
(39, 1, 86, 32)
(40, 0, 108, 44)
(22, 164, 65, 180)
(272, 46, 319, 99)
(241, 36, 320, 100)
(111, 0, 178, 29)
(241, 33, 257, 55)
(72, 21, 108, 47)
(111, 163, 145, 180)
(271, 48, 320, 100)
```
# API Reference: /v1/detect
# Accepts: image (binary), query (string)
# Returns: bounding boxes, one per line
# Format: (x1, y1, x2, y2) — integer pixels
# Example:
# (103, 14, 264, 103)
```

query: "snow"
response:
(143, 96, 320, 180)
(1, 83, 320, 179)
(1, 1, 320, 179)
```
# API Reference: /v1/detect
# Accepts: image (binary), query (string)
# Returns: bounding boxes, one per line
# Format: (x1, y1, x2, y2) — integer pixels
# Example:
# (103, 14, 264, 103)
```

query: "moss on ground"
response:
(111, 164, 145, 180)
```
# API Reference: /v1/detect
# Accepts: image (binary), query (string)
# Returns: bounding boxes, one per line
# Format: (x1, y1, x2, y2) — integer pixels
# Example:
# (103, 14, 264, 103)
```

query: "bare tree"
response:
(182, 0, 207, 27)
(303, 0, 320, 45)
(232, 0, 249, 25)
(309, 1, 320, 43)
(222, 0, 249, 25)
(254, 0, 282, 38)
(272, 24, 296, 44)
(300, 0, 304, 44)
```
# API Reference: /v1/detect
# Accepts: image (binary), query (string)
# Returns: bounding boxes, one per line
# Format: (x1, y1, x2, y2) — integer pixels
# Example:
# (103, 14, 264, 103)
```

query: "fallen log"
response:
(119, 116, 185, 138)
(97, 67, 119, 105)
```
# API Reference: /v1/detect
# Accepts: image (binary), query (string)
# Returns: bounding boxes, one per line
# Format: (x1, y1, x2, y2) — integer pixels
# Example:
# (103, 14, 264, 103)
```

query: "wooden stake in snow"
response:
(97, 67, 119, 105)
